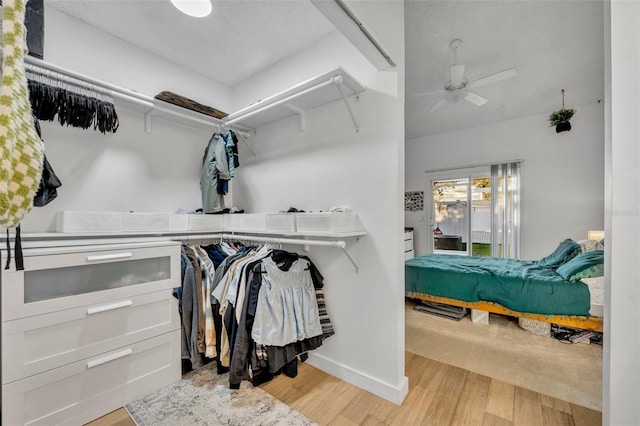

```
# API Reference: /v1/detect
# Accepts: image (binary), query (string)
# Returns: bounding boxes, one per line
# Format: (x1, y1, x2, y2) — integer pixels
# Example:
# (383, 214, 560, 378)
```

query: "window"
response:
(427, 161, 520, 258)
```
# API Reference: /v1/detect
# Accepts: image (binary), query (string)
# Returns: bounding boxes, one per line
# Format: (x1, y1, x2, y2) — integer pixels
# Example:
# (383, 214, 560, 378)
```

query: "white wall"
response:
(43, 8, 233, 111)
(405, 103, 605, 260)
(230, 3, 408, 404)
(604, 1, 640, 424)
(21, 8, 234, 232)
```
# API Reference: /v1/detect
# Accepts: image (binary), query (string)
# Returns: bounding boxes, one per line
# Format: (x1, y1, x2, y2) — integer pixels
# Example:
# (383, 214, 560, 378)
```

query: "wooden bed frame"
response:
(406, 291, 603, 332)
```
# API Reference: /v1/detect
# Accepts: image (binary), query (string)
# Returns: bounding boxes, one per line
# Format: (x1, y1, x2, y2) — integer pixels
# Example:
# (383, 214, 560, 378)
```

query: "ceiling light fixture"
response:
(169, 0, 213, 18)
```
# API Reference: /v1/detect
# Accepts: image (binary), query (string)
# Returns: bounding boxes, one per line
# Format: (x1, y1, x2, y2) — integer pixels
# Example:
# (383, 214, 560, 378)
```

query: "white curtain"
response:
(490, 162, 521, 258)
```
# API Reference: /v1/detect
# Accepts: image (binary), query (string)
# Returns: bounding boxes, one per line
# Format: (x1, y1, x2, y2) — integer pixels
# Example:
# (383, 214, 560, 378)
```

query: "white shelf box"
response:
(241, 213, 267, 231)
(122, 213, 171, 232)
(188, 214, 224, 231)
(265, 214, 296, 232)
(223, 214, 242, 230)
(169, 214, 190, 232)
(56, 211, 123, 233)
(296, 212, 357, 233)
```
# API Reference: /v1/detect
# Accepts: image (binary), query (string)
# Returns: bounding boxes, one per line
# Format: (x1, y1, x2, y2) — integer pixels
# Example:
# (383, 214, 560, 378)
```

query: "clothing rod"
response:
(171, 232, 358, 272)
(214, 124, 251, 139)
(25, 57, 254, 138)
(224, 76, 340, 125)
(24, 56, 156, 108)
(26, 66, 112, 97)
(150, 102, 224, 128)
(167, 233, 345, 248)
(223, 234, 346, 248)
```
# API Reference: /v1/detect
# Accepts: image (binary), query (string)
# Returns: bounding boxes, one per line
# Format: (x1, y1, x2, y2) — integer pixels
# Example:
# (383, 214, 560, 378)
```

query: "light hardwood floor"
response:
(86, 352, 601, 426)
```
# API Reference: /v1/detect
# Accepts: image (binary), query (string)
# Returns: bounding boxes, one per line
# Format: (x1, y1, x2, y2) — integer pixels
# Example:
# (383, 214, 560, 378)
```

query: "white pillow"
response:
(577, 239, 604, 253)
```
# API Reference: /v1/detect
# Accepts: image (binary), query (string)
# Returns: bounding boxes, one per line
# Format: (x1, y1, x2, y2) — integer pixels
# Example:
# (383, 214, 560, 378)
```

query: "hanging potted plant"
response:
(548, 89, 576, 133)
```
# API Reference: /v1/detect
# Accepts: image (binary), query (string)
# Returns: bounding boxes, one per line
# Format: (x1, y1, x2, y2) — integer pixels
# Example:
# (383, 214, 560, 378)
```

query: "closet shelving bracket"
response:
(334, 75, 360, 132)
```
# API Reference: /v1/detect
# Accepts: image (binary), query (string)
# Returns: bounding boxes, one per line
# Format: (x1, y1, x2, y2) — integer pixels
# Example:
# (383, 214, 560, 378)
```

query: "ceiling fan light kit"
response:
(416, 39, 518, 113)
(549, 89, 576, 133)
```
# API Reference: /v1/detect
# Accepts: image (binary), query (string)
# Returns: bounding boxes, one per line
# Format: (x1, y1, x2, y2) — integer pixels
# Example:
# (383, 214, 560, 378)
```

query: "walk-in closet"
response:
(1, 0, 406, 424)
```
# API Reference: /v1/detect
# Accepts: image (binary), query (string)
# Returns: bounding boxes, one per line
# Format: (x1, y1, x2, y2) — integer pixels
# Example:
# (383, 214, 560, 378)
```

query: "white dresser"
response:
(1, 239, 182, 426)
(404, 229, 415, 260)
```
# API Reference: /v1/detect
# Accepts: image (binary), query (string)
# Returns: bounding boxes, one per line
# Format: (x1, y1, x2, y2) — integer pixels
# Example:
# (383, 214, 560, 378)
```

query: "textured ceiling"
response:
(405, 0, 604, 139)
(47, 0, 335, 86)
(47, 1, 605, 139)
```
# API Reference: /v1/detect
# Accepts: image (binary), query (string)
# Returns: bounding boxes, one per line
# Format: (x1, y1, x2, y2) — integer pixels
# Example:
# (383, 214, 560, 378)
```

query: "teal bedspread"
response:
(405, 254, 590, 316)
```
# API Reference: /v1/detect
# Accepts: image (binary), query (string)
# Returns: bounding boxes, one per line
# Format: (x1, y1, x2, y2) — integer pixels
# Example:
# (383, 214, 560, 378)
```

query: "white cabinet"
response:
(404, 229, 415, 260)
(1, 240, 182, 426)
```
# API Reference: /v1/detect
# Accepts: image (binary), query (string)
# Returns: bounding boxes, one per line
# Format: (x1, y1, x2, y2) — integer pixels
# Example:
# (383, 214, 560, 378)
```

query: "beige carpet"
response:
(405, 300, 603, 411)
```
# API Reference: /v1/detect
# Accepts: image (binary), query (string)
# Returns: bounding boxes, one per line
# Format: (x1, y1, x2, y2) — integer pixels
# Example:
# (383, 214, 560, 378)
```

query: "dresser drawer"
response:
(2, 242, 180, 321)
(2, 330, 181, 426)
(404, 230, 413, 241)
(404, 249, 415, 260)
(2, 290, 180, 384)
(404, 239, 414, 251)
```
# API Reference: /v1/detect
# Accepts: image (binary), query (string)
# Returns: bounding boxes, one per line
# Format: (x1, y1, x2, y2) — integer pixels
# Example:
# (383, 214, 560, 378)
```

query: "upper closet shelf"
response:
(223, 67, 365, 132)
(23, 58, 364, 137)
(23, 56, 250, 139)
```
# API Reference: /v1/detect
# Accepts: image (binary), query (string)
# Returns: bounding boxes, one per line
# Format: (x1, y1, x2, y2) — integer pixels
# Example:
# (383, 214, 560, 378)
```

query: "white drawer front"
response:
(2, 330, 181, 426)
(404, 250, 415, 260)
(404, 230, 413, 241)
(404, 239, 414, 251)
(2, 244, 180, 321)
(2, 291, 180, 383)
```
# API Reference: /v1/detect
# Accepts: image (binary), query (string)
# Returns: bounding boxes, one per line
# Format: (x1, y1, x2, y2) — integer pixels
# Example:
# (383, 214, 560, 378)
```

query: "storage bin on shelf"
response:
(56, 211, 123, 233)
(265, 214, 296, 232)
(122, 212, 171, 232)
(188, 214, 224, 231)
(169, 214, 190, 232)
(295, 212, 357, 233)
(223, 214, 243, 230)
(241, 213, 267, 231)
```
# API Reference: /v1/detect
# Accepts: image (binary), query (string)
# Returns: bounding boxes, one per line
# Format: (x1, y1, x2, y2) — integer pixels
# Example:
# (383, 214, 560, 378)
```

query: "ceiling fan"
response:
(412, 39, 518, 113)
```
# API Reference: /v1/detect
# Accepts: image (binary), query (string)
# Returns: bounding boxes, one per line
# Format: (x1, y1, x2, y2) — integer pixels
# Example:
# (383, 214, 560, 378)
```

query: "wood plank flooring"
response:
(86, 352, 601, 426)
(261, 352, 601, 425)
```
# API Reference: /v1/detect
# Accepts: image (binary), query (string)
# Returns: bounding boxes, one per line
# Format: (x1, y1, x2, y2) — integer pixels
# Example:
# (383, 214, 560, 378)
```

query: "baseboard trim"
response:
(306, 353, 409, 405)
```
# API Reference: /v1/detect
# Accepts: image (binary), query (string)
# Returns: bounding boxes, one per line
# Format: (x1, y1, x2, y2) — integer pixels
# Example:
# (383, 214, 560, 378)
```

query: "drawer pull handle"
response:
(87, 300, 133, 315)
(86, 253, 133, 262)
(87, 348, 133, 369)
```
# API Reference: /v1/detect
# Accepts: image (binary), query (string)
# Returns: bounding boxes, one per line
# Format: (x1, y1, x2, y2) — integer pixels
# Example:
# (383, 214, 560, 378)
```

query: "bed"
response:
(405, 239, 604, 332)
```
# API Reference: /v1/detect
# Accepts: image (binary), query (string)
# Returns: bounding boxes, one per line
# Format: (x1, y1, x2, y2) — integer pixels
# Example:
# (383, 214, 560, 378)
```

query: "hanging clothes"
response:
(251, 256, 322, 346)
(220, 130, 239, 177)
(227, 250, 333, 389)
(175, 244, 228, 370)
(195, 247, 217, 358)
(32, 117, 62, 207)
(201, 133, 230, 213)
(174, 241, 333, 385)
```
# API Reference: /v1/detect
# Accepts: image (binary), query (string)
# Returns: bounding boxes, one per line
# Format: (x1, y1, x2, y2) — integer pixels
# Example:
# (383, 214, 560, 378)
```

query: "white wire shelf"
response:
(224, 67, 365, 131)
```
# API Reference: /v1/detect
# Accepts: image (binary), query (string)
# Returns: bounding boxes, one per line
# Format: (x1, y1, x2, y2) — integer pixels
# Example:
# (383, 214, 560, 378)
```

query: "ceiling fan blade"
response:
(450, 64, 466, 88)
(428, 98, 447, 114)
(468, 67, 518, 88)
(464, 91, 488, 106)
(407, 88, 445, 98)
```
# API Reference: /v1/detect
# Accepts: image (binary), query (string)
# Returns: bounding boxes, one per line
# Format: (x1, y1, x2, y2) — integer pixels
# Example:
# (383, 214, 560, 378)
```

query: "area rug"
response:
(125, 363, 317, 426)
